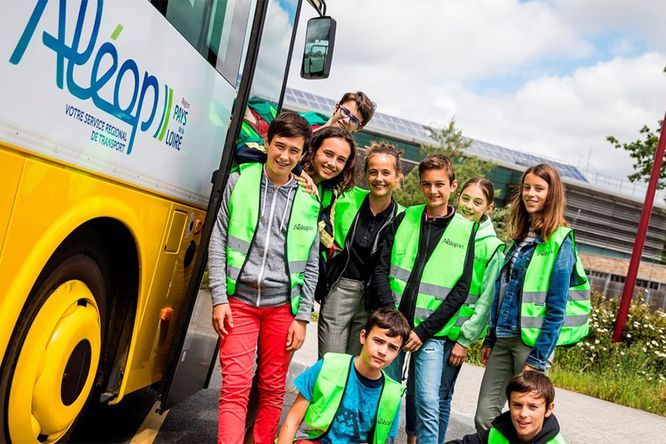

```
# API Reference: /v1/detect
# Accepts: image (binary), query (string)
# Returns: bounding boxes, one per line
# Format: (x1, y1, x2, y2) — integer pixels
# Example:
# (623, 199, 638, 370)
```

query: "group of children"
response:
(208, 91, 591, 444)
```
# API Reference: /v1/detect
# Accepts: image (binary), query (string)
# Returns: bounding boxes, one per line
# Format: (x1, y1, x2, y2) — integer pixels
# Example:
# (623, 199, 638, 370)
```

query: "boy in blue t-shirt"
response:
(277, 308, 410, 443)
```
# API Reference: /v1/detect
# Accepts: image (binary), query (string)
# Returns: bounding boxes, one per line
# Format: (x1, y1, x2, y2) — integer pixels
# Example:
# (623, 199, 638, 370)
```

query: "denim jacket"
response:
(485, 233, 575, 371)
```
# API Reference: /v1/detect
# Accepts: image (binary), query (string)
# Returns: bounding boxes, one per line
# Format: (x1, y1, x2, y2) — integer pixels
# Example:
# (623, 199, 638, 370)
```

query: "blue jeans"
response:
(404, 338, 462, 444)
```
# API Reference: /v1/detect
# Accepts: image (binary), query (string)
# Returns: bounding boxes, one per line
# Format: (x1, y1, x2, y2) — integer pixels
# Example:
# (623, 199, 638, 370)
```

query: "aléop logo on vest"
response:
(10, 0, 189, 155)
(293, 223, 315, 231)
(444, 237, 465, 249)
(536, 248, 554, 256)
(377, 418, 393, 426)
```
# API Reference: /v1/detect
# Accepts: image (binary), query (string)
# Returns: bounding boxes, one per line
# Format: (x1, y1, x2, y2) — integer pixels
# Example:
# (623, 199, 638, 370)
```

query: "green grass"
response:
(549, 366, 666, 416)
(464, 292, 666, 416)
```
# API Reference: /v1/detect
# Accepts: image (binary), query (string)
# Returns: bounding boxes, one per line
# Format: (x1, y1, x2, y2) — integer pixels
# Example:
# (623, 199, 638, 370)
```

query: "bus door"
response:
(159, 0, 304, 411)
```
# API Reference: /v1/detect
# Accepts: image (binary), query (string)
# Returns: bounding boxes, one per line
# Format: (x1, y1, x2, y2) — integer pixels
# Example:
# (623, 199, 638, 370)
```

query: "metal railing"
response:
(588, 276, 666, 311)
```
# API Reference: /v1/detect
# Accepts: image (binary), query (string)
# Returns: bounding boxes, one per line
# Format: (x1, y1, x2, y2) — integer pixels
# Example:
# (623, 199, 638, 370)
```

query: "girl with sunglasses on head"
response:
(318, 142, 405, 358)
(474, 164, 590, 432)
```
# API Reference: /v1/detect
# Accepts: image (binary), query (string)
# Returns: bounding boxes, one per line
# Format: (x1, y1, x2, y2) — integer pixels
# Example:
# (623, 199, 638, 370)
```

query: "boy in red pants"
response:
(208, 112, 320, 443)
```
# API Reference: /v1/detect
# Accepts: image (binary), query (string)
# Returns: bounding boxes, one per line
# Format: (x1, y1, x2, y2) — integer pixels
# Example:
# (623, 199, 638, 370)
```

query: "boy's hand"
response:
(480, 346, 492, 365)
(404, 331, 423, 352)
(297, 171, 319, 197)
(448, 342, 468, 367)
(212, 303, 233, 337)
(286, 320, 307, 351)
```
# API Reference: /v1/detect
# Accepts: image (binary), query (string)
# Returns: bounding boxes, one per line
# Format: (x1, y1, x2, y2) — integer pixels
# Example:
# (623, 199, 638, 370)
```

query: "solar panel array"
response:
(468, 140, 589, 182)
(284, 87, 589, 183)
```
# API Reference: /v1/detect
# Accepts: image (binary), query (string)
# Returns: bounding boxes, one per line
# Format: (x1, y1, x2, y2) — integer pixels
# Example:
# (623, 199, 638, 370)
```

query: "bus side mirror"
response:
(301, 16, 336, 79)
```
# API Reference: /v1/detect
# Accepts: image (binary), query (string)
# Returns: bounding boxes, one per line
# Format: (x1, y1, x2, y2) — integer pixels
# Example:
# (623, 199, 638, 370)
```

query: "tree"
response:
(394, 118, 495, 207)
(490, 202, 511, 242)
(607, 122, 665, 189)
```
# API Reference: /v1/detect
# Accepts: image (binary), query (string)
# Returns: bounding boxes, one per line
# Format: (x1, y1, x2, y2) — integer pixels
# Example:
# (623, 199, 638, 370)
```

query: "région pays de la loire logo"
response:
(9, 0, 188, 154)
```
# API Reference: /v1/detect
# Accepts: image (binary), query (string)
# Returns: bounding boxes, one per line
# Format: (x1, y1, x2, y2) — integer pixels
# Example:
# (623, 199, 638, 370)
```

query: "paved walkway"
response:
(290, 321, 666, 443)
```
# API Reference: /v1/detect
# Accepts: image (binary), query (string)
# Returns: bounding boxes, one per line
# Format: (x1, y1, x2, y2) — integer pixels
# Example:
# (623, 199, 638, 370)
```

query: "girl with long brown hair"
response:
(318, 142, 404, 357)
(474, 164, 590, 431)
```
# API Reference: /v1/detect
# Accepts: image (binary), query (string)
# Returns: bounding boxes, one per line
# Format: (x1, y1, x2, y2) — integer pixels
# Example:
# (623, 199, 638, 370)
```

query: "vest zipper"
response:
(256, 183, 279, 307)
(370, 202, 397, 257)
(407, 219, 431, 325)
(330, 214, 360, 291)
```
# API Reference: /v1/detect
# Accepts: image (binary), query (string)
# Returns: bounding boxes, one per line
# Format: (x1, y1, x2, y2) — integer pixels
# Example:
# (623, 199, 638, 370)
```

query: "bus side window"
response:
(151, 0, 251, 86)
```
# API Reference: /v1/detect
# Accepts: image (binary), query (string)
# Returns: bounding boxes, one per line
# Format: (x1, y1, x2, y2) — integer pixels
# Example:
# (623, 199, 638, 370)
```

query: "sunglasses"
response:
(338, 105, 362, 129)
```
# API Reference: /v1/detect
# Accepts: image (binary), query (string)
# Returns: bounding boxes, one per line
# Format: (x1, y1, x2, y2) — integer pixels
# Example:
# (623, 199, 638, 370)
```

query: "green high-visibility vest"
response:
(389, 205, 477, 336)
(488, 427, 566, 443)
(332, 187, 405, 258)
(333, 186, 370, 252)
(302, 353, 403, 443)
(518, 227, 591, 347)
(226, 163, 320, 315)
(318, 183, 335, 210)
(446, 235, 504, 342)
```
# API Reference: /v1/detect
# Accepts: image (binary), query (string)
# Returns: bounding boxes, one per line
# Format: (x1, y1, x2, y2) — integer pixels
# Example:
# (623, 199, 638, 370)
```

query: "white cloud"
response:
(288, 0, 666, 181)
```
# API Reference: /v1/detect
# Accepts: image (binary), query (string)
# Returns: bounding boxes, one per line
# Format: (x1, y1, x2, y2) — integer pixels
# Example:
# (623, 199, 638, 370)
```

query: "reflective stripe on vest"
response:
(303, 353, 403, 444)
(389, 205, 476, 336)
(488, 427, 566, 444)
(520, 227, 591, 347)
(446, 235, 504, 341)
(226, 163, 320, 315)
(332, 186, 369, 253)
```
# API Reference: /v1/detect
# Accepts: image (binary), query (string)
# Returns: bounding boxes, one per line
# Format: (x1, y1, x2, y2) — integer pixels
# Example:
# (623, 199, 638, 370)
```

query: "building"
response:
(284, 87, 666, 256)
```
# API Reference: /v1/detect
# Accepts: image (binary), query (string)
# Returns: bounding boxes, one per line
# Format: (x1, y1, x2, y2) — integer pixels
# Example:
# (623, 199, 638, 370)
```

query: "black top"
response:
(354, 365, 383, 389)
(326, 198, 398, 308)
(343, 197, 394, 281)
(372, 207, 475, 343)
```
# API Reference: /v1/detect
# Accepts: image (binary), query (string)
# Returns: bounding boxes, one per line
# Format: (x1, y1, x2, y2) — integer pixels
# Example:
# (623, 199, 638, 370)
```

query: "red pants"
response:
(217, 298, 293, 444)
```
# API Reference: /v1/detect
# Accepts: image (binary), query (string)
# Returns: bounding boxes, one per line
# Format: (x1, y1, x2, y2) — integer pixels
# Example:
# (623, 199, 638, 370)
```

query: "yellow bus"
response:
(0, 0, 335, 441)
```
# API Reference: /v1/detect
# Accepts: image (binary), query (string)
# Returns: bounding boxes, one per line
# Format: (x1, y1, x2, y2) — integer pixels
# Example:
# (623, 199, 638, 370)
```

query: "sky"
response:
(287, 0, 666, 185)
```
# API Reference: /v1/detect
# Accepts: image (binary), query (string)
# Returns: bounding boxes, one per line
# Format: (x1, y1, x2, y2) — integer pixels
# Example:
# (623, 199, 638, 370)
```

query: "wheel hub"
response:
(8, 280, 101, 443)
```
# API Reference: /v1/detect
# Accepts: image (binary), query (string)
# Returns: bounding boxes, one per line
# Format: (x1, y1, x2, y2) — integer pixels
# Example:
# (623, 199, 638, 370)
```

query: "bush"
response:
(550, 292, 666, 415)
(466, 292, 666, 415)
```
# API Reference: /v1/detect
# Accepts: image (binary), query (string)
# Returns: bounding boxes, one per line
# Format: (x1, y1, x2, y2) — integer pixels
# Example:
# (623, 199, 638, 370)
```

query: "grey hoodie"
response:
(208, 168, 319, 322)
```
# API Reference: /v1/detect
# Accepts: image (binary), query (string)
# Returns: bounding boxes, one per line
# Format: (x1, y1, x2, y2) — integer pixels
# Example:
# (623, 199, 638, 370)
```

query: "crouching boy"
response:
(208, 112, 321, 443)
(448, 371, 565, 444)
(277, 307, 410, 443)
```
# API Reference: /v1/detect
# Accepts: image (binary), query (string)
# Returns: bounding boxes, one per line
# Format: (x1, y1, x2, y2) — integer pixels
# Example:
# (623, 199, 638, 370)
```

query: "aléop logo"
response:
(9, 0, 188, 155)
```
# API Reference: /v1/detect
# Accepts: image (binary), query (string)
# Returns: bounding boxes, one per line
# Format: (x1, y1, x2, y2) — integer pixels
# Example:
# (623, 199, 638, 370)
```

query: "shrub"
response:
(466, 291, 666, 415)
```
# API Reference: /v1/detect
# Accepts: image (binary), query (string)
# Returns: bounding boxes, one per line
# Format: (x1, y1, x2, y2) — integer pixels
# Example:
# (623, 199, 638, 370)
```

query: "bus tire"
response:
(0, 236, 109, 443)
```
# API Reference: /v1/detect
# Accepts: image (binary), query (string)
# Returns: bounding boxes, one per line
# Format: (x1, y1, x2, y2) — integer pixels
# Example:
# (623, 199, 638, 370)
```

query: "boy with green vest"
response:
(277, 307, 410, 443)
(372, 154, 477, 443)
(208, 112, 321, 444)
(447, 371, 565, 444)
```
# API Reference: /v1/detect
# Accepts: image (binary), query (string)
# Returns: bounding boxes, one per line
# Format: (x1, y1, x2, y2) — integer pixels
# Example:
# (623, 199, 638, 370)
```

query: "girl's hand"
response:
(448, 342, 468, 367)
(404, 331, 423, 352)
(480, 346, 492, 365)
(297, 171, 318, 197)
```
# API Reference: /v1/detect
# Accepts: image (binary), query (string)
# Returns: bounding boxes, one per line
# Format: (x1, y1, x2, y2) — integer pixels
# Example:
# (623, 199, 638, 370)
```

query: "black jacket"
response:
(371, 207, 475, 343)
(447, 411, 562, 444)
(325, 199, 400, 309)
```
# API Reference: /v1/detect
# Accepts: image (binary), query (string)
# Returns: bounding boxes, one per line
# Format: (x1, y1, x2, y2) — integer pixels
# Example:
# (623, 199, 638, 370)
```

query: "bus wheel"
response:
(1, 252, 106, 443)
